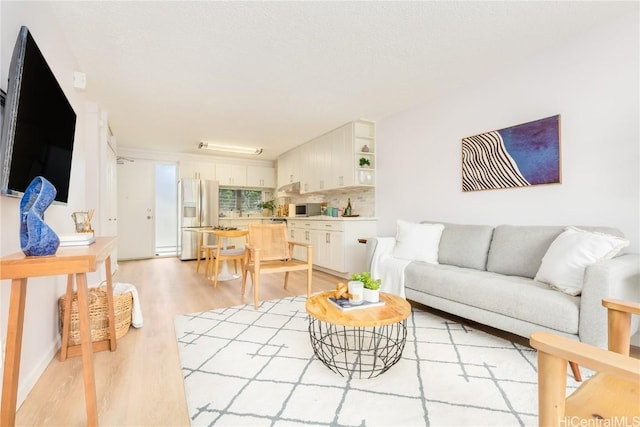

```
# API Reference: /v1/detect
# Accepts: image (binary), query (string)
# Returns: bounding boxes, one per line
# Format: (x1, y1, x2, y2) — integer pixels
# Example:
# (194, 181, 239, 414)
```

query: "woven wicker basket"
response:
(59, 286, 133, 345)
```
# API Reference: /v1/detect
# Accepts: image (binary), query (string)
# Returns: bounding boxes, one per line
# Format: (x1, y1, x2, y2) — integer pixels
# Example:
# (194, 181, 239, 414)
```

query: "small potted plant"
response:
(258, 199, 276, 216)
(359, 157, 371, 168)
(351, 271, 381, 303)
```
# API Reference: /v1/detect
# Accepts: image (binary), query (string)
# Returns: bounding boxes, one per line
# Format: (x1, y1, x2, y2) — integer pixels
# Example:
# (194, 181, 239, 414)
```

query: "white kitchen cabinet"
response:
(288, 218, 376, 276)
(216, 163, 247, 186)
(179, 160, 216, 180)
(299, 141, 318, 194)
(314, 133, 332, 191)
(287, 219, 314, 261)
(329, 123, 354, 189)
(289, 119, 375, 194)
(300, 132, 335, 193)
(276, 148, 300, 189)
(311, 221, 345, 272)
(247, 165, 276, 188)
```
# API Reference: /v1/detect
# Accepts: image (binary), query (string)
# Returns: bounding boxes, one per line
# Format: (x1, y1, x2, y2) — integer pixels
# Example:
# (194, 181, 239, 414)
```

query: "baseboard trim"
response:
(17, 340, 59, 409)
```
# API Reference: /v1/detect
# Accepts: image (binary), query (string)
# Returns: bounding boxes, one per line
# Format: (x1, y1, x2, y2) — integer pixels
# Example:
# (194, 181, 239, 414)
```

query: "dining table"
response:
(197, 228, 242, 281)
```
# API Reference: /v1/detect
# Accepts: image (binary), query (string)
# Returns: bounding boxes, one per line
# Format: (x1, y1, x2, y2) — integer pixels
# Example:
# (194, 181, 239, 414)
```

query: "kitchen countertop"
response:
(287, 216, 377, 221)
(218, 216, 273, 220)
(218, 216, 376, 221)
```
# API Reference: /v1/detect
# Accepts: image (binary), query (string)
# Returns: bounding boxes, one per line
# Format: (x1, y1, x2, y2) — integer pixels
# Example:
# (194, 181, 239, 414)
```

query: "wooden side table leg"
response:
(1, 278, 27, 427)
(60, 274, 75, 361)
(104, 256, 117, 352)
(76, 273, 99, 426)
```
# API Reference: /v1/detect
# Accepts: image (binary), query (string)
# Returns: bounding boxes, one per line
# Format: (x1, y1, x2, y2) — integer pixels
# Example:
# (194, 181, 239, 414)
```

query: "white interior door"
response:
(117, 159, 155, 260)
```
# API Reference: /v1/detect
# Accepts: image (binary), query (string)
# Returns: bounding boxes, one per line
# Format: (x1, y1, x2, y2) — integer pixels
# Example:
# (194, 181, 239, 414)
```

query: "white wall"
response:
(0, 2, 94, 407)
(376, 13, 639, 252)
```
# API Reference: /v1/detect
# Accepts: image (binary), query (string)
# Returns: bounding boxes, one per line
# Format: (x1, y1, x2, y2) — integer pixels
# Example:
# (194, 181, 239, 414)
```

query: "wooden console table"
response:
(0, 236, 117, 427)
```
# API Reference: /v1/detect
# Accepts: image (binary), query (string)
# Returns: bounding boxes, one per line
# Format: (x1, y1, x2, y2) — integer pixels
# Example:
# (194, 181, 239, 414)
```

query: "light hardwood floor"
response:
(15, 257, 640, 426)
(15, 256, 340, 426)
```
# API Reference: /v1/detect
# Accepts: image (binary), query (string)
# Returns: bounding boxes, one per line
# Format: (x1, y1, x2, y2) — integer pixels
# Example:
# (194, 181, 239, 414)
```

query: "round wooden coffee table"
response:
(305, 291, 411, 378)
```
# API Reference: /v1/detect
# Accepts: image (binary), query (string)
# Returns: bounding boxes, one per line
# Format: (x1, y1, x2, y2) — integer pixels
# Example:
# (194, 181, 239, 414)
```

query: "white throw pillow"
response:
(535, 226, 629, 296)
(393, 220, 444, 264)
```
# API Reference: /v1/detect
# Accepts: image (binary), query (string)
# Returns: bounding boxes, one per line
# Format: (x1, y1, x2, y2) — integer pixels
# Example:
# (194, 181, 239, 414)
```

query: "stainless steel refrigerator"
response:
(178, 179, 219, 260)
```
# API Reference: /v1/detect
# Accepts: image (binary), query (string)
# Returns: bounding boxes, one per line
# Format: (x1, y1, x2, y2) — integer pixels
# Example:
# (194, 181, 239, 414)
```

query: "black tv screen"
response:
(0, 26, 76, 204)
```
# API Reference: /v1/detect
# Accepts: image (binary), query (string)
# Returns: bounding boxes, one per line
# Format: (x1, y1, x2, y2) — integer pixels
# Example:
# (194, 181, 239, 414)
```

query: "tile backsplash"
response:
(280, 187, 375, 217)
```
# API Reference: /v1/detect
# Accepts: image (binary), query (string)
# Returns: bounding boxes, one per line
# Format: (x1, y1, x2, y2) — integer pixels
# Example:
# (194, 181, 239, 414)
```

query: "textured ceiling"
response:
(47, 1, 635, 160)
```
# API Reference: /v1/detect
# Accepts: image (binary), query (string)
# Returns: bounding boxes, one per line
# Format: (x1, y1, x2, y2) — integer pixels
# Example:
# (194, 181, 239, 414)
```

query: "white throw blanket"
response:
(113, 282, 143, 328)
(370, 237, 410, 298)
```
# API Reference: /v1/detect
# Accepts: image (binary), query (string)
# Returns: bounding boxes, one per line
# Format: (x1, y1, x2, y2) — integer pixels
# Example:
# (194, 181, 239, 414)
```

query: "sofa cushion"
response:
(423, 222, 494, 270)
(487, 225, 626, 279)
(535, 226, 629, 296)
(405, 262, 580, 334)
(486, 225, 564, 278)
(393, 220, 444, 264)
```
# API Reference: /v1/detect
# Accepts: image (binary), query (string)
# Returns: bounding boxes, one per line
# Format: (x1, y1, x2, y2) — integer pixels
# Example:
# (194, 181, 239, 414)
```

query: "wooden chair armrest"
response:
(602, 298, 640, 315)
(287, 241, 312, 248)
(530, 332, 640, 383)
(286, 241, 313, 265)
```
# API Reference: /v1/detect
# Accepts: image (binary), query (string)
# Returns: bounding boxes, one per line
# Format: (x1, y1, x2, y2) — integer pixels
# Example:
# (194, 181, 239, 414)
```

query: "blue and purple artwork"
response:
(461, 115, 561, 192)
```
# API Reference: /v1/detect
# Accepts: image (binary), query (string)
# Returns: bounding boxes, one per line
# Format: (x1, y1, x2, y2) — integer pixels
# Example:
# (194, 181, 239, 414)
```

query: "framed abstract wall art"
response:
(461, 115, 561, 192)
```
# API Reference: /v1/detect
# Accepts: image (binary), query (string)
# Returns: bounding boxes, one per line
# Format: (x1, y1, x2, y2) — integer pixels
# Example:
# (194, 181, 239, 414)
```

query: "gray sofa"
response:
(366, 223, 640, 348)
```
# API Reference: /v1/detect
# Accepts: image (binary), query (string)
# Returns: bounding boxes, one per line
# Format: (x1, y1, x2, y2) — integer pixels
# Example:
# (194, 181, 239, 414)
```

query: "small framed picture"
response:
(72, 211, 93, 233)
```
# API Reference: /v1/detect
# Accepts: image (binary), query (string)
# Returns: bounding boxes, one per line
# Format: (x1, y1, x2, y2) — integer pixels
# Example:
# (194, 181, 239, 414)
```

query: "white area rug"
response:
(174, 296, 583, 426)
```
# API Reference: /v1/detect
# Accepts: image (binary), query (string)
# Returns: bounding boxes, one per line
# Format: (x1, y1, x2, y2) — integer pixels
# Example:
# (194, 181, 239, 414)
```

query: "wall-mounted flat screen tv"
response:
(0, 26, 77, 204)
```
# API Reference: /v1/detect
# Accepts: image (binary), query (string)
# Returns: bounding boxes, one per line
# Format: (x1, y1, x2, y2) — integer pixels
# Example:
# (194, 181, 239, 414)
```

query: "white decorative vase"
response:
(363, 288, 380, 303)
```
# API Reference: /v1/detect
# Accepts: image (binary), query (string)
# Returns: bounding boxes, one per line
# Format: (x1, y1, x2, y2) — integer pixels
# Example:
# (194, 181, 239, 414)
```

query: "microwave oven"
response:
(295, 203, 322, 217)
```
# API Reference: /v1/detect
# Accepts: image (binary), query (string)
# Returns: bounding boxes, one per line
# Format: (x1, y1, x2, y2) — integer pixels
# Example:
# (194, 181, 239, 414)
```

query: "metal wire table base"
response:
(308, 317, 408, 379)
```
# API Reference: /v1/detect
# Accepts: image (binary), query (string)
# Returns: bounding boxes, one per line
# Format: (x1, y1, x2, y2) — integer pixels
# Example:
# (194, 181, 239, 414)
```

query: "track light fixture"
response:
(198, 141, 263, 155)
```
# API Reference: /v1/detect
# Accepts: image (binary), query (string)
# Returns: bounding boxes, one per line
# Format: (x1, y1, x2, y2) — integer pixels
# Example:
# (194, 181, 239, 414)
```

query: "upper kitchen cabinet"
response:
(216, 163, 247, 187)
(246, 165, 276, 188)
(329, 122, 355, 189)
(301, 134, 330, 193)
(286, 119, 375, 194)
(179, 160, 216, 180)
(277, 148, 301, 189)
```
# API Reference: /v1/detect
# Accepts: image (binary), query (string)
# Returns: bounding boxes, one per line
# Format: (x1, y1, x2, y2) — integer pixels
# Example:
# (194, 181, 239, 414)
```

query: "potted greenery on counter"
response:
(351, 271, 381, 303)
(259, 199, 276, 216)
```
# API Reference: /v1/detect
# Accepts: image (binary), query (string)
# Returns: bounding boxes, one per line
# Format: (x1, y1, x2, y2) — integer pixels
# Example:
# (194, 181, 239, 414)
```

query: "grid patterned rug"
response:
(174, 295, 582, 426)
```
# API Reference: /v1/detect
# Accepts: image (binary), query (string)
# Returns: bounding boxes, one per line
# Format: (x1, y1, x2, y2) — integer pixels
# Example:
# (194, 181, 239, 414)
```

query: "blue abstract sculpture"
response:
(20, 176, 60, 256)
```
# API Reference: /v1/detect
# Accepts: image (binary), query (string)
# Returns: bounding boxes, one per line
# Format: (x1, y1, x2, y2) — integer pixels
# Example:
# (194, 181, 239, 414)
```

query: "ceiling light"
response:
(198, 141, 263, 155)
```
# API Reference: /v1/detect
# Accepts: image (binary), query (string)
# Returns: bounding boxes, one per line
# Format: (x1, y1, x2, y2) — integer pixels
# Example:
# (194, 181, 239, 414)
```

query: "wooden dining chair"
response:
(530, 298, 640, 427)
(210, 229, 249, 288)
(195, 229, 216, 276)
(242, 223, 313, 309)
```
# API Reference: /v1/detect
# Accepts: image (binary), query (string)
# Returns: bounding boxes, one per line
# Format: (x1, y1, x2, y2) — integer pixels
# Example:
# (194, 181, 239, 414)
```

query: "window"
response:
(219, 189, 264, 215)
